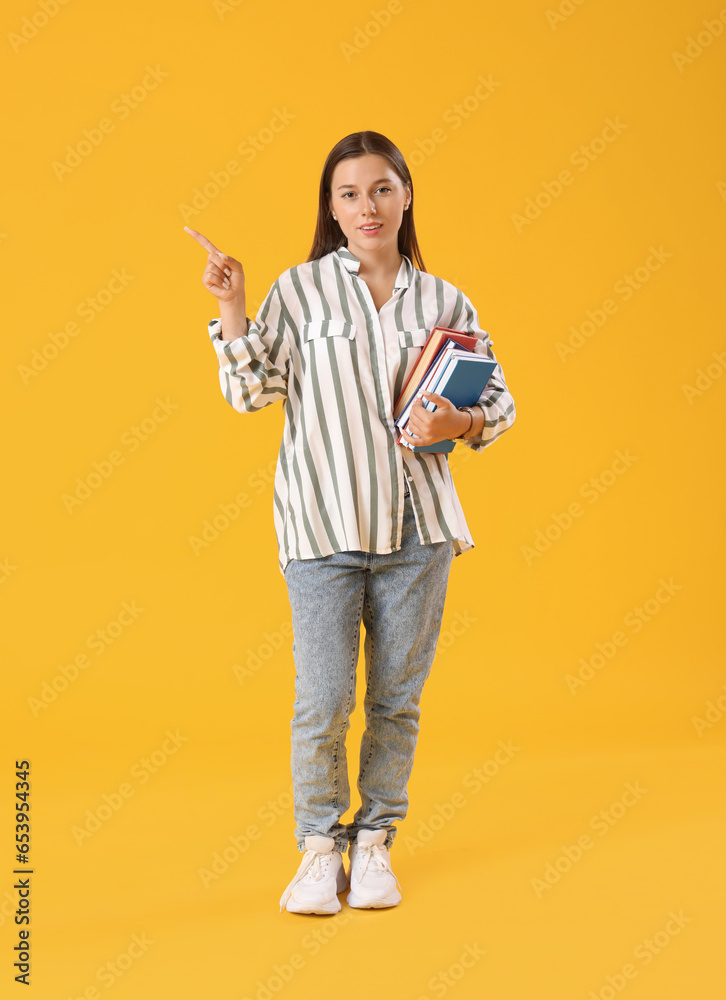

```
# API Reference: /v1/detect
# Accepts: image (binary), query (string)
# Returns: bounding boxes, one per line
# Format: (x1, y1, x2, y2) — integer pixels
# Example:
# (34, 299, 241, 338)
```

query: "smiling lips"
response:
(360, 224, 382, 232)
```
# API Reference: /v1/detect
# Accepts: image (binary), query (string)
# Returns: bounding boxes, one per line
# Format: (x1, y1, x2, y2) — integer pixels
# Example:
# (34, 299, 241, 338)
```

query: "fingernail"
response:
(218, 252, 228, 259)
(224, 268, 231, 276)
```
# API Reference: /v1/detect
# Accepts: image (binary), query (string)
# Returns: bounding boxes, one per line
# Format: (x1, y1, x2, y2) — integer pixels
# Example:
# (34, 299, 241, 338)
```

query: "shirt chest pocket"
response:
(397, 329, 429, 349)
(301, 320, 356, 343)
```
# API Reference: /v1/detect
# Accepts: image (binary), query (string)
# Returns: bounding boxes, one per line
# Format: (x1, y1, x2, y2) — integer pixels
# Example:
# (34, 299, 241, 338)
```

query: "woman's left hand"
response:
(399, 393, 471, 447)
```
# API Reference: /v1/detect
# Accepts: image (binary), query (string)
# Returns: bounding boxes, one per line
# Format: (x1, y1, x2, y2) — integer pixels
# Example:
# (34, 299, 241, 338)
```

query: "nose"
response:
(360, 194, 376, 216)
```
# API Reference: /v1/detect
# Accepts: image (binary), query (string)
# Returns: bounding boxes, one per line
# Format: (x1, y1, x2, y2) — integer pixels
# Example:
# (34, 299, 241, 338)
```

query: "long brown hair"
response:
(307, 131, 427, 272)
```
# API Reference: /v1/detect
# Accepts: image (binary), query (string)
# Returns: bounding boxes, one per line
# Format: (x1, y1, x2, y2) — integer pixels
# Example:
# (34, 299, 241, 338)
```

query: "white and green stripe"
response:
(208, 246, 516, 575)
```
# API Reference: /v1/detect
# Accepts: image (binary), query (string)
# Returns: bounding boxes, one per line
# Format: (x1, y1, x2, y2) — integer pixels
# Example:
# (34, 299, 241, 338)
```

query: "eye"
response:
(339, 186, 392, 200)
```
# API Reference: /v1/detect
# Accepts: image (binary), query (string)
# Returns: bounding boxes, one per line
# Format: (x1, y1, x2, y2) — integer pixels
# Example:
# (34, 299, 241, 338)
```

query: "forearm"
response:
(460, 388, 516, 452)
(207, 283, 290, 413)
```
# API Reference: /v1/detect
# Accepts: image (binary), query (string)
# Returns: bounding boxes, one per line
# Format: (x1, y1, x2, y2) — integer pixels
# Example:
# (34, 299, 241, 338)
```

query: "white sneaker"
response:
(346, 829, 402, 908)
(279, 834, 349, 914)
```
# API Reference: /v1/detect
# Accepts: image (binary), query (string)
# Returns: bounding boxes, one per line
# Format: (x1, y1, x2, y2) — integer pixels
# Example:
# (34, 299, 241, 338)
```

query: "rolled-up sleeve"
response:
(208, 280, 290, 412)
(448, 290, 516, 453)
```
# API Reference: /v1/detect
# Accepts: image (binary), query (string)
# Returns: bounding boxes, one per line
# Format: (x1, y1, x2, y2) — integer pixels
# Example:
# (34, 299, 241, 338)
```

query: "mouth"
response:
(359, 224, 382, 231)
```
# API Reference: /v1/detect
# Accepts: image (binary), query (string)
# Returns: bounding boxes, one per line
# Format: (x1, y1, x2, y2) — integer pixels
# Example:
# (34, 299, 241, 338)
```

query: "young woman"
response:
(186, 130, 516, 915)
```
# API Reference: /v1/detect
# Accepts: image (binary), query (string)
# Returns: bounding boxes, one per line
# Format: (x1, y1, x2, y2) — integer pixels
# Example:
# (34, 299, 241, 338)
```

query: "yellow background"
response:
(2, 0, 725, 996)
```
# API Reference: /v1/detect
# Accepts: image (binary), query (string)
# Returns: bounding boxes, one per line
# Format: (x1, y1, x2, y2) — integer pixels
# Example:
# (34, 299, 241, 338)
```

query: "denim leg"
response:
(346, 498, 453, 851)
(283, 550, 367, 854)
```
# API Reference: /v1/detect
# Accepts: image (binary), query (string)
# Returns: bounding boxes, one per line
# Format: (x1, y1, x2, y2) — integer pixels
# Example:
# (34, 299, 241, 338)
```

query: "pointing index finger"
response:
(184, 226, 227, 259)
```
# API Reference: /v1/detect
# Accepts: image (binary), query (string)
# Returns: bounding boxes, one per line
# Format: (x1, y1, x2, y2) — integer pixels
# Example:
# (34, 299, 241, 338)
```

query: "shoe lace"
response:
(279, 849, 336, 912)
(355, 843, 403, 892)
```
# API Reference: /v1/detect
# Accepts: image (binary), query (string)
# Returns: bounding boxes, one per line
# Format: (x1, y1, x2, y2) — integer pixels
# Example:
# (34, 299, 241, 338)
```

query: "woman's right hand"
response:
(184, 226, 246, 305)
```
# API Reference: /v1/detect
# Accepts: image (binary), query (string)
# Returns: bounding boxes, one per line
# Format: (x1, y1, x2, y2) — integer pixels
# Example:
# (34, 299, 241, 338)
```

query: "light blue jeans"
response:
(283, 488, 454, 854)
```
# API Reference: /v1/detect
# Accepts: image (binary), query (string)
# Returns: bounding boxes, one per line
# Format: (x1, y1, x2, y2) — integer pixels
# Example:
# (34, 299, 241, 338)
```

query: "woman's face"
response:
(328, 153, 411, 262)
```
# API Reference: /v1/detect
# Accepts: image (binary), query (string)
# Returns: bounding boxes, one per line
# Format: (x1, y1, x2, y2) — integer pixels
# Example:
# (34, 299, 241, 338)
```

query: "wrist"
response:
(455, 407, 474, 439)
(219, 299, 248, 340)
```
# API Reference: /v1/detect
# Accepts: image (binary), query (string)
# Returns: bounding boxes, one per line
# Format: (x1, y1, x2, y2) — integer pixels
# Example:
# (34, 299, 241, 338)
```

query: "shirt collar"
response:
(334, 246, 413, 290)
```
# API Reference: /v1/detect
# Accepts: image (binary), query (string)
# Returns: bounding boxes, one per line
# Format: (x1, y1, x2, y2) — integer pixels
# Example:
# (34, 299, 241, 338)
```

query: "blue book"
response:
(397, 353, 497, 453)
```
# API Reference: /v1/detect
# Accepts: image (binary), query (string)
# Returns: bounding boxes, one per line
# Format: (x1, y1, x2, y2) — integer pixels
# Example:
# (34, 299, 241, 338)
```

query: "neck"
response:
(353, 241, 402, 280)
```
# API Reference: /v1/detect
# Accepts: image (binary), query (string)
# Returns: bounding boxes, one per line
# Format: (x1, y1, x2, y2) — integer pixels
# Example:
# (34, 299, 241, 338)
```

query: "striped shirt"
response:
(208, 245, 516, 575)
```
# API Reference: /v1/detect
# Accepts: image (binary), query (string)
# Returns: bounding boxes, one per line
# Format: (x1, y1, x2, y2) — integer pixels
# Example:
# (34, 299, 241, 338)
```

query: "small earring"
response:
(333, 215, 337, 220)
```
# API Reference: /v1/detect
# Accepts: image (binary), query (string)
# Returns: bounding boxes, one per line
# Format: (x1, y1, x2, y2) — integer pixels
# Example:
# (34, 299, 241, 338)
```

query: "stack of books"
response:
(393, 327, 497, 453)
